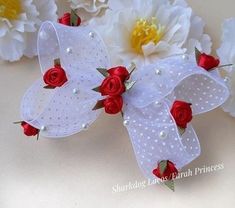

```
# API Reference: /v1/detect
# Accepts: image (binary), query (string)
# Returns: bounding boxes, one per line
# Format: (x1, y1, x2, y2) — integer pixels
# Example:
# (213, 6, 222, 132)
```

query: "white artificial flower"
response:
(90, 0, 211, 67)
(69, 0, 108, 20)
(0, 0, 57, 62)
(217, 18, 235, 117)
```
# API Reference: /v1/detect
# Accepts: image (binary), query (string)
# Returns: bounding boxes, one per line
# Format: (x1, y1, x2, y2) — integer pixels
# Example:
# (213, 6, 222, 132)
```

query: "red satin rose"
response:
(100, 75, 125, 96)
(170, 101, 192, 129)
(108, 66, 130, 82)
(103, 96, 123, 114)
(58, 13, 81, 26)
(43, 65, 68, 88)
(152, 160, 178, 180)
(21, 122, 39, 137)
(198, 53, 220, 71)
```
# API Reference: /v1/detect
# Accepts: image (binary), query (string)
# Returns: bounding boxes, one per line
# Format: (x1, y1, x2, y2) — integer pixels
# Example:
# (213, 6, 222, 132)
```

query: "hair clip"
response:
(17, 21, 230, 190)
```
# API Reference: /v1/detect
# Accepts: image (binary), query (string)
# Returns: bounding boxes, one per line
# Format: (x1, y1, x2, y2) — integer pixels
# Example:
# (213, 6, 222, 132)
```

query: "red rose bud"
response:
(198, 53, 220, 71)
(21, 122, 39, 137)
(108, 66, 130, 82)
(58, 13, 81, 26)
(43, 65, 68, 88)
(153, 160, 178, 180)
(103, 96, 123, 114)
(170, 100, 193, 129)
(100, 75, 126, 96)
(58, 13, 71, 25)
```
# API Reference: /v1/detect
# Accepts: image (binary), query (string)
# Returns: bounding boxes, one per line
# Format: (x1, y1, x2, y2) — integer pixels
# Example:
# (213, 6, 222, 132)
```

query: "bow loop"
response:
(125, 56, 229, 115)
(21, 21, 110, 138)
(38, 21, 110, 82)
(19, 21, 230, 181)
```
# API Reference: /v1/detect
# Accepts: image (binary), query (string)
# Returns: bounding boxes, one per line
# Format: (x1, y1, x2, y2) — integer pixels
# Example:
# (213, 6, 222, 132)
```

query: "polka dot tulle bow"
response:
(19, 21, 229, 190)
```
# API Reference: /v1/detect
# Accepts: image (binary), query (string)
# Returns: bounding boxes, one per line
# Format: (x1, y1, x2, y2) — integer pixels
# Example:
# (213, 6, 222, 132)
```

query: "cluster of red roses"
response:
(18, 38, 222, 188)
(97, 66, 130, 114)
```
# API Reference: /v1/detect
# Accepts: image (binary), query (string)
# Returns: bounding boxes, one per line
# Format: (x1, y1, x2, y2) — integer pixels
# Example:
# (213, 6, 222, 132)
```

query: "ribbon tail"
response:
(123, 101, 201, 180)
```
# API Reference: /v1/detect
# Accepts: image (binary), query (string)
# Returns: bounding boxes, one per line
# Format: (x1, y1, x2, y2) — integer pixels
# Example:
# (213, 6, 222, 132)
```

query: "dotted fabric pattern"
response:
(21, 21, 110, 138)
(123, 56, 229, 179)
(20, 21, 230, 180)
(124, 101, 200, 179)
(125, 56, 229, 114)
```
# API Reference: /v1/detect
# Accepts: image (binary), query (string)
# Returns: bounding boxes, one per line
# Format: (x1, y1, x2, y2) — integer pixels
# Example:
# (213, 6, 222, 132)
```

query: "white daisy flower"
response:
(0, 0, 57, 62)
(90, 0, 211, 67)
(69, 0, 108, 20)
(217, 18, 235, 117)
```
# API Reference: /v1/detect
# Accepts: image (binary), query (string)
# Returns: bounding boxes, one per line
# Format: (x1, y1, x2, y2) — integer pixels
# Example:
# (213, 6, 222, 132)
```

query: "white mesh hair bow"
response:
(20, 21, 229, 184)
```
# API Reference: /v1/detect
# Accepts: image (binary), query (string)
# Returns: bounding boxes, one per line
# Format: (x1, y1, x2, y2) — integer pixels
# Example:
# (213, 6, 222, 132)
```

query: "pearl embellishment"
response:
(182, 54, 189, 60)
(73, 88, 79, 94)
(155, 101, 161, 107)
(224, 77, 229, 83)
(123, 120, 130, 126)
(66, 47, 73, 54)
(155, 69, 162, 75)
(40, 126, 46, 131)
(159, 131, 167, 139)
(82, 123, 89, 130)
(89, 32, 95, 38)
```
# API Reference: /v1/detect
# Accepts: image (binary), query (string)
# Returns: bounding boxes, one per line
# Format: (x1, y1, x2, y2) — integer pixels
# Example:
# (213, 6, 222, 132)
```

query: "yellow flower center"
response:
(131, 18, 164, 54)
(0, 0, 21, 20)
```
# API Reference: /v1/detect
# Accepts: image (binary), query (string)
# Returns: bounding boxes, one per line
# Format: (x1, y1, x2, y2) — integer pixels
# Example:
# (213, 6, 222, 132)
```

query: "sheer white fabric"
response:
(21, 21, 110, 138)
(123, 56, 229, 179)
(20, 21, 229, 179)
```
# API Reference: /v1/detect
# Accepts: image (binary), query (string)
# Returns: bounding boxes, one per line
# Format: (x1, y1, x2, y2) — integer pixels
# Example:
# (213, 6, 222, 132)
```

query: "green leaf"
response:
(159, 160, 167, 175)
(44, 85, 56, 89)
(92, 100, 104, 111)
(210, 64, 234, 71)
(54, 58, 61, 66)
(164, 180, 175, 192)
(36, 132, 40, 141)
(178, 127, 186, 136)
(125, 81, 136, 91)
(13, 121, 23, 124)
(70, 9, 79, 26)
(92, 86, 100, 93)
(217, 64, 233, 68)
(128, 62, 136, 76)
(97, 68, 108, 77)
(195, 47, 202, 64)
(121, 111, 124, 118)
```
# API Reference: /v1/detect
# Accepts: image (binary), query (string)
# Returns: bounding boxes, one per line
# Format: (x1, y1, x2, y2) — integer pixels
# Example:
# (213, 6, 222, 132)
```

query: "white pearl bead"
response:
(224, 77, 230, 83)
(182, 54, 189, 60)
(39, 31, 49, 40)
(155, 69, 162, 75)
(123, 120, 130, 126)
(159, 131, 167, 139)
(40, 126, 46, 131)
(89, 32, 95, 38)
(155, 101, 161, 107)
(82, 123, 89, 130)
(66, 47, 73, 54)
(73, 88, 79, 94)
